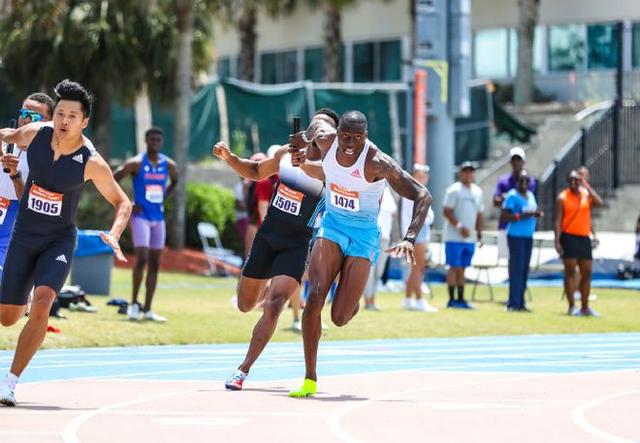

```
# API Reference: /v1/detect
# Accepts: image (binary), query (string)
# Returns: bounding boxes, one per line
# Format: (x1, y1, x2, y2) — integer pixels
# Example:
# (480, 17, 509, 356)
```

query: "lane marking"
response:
(572, 389, 640, 443)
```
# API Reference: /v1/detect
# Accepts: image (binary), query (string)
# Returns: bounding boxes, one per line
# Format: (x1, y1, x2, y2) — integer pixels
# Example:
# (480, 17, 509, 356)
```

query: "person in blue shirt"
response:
(501, 170, 542, 311)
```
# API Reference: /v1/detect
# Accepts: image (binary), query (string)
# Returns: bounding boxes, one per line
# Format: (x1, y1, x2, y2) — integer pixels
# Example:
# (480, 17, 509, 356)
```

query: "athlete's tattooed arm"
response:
(212, 141, 286, 180)
(368, 148, 432, 264)
(0, 121, 46, 148)
(86, 155, 133, 262)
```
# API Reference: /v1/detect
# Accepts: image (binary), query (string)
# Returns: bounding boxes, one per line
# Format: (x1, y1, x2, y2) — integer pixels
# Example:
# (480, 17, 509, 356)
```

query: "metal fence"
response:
(537, 100, 640, 230)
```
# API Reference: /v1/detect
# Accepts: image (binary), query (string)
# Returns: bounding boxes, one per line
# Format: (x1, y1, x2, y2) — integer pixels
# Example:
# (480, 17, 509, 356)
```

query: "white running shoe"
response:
(126, 303, 141, 321)
(415, 298, 438, 312)
(321, 322, 329, 331)
(144, 311, 167, 322)
(224, 369, 248, 391)
(292, 320, 302, 332)
(403, 298, 416, 311)
(421, 283, 431, 295)
(0, 384, 16, 407)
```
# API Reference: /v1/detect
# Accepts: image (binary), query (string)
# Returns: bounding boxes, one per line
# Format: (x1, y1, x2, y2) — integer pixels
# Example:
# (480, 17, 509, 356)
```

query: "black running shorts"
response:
(242, 226, 311, 283)
(560, 233, 592, 260)
(0, 229, 76, 305)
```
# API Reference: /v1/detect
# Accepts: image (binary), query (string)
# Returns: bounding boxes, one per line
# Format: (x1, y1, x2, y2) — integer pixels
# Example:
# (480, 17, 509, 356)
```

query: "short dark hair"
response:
(54, 79, 93, 117)
(314, 108, 339, 127)
(145, 127, 164, 138)
(339, 110, 368, 131)
(25, 92, 55, 119)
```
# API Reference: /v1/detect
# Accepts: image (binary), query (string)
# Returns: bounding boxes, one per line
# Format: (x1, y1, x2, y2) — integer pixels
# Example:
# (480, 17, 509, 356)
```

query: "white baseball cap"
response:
(510, 146, 526, 161)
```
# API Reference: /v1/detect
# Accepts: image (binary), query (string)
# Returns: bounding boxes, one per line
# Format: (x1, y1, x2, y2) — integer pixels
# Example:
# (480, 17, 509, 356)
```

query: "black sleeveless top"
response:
(261, 153, 325, 235)
(15, 127, 96, 234)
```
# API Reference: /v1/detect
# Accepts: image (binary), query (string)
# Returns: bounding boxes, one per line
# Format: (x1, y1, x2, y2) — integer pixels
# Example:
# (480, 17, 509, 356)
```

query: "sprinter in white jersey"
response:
(287, 110, 432, 397)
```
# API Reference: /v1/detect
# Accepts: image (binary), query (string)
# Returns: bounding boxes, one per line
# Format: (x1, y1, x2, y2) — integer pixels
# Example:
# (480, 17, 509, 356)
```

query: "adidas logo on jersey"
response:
(55, 254, 67, 263)
(72, 154, 83, 164)
(350, 169, 362, 178)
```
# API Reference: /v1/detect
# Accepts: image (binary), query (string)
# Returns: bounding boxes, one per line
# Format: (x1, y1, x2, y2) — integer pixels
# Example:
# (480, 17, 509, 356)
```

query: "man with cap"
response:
(493, 147, 537, 260)
(443, 161, 484, 309)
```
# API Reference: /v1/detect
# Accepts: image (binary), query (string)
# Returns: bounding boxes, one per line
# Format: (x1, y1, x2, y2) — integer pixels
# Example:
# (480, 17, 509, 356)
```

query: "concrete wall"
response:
(214, 0, 411, 58)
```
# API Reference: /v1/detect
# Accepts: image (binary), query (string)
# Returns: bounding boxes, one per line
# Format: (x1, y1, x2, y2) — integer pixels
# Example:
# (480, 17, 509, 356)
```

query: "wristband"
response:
(404, 237, 416, 245)
(9, 171, 22, 181)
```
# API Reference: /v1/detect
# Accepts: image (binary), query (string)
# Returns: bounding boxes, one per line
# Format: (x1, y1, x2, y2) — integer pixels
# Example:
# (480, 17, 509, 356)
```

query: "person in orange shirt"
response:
(554, 170, 603, 316)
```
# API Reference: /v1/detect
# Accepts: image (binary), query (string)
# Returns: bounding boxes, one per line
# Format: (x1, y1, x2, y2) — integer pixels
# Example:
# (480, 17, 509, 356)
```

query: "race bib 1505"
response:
(28, 184, 63, 216)
(330, 183, 360, 212)
(272, 184, 303, 216)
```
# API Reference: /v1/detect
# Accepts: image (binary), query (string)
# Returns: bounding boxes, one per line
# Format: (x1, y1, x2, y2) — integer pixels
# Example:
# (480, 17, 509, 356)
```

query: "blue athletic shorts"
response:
(317, 212, 380, 263)
(445, 241, 475, 267)
(0, 200, 20, 280)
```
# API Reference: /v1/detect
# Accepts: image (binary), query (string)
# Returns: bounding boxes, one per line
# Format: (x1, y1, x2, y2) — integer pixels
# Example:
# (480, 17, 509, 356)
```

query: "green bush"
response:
(76, 181, 239, 254)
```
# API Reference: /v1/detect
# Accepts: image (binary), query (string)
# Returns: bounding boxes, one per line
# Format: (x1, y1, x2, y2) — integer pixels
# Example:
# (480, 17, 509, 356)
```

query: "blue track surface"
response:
(1, 333, 638, 385)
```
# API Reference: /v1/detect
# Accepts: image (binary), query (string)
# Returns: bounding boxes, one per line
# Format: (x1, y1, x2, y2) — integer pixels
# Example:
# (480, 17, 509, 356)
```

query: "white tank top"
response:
(322, 138, 386, 227)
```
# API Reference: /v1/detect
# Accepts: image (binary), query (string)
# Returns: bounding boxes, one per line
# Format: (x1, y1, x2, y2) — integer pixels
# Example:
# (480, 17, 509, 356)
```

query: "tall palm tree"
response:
(514, 0, 540, 105)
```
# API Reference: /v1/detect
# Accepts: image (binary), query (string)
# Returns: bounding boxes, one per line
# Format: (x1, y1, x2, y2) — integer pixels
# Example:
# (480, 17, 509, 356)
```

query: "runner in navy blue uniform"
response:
(212, 109, 339, 391)
(114, 128, 178, 322)
(0, 80, 132, 407)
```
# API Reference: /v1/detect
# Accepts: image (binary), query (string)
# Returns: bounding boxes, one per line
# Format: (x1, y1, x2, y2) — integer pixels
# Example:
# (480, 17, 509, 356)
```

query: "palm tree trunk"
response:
(169, 0, 194, 250)
(91, 85, 112, 160)
(514, 0, 539, 106)
(237, 3, 257, 82)
(323, 1, 342, 82)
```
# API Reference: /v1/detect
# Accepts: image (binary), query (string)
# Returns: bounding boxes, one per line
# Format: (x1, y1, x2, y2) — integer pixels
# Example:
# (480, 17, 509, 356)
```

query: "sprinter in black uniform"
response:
(212, 108, 339, 391)
(0, 80, 132, 407)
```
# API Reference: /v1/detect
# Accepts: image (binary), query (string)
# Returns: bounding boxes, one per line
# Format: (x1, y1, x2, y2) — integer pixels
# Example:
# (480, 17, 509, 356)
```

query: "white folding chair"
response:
(197, 222, 242, 276)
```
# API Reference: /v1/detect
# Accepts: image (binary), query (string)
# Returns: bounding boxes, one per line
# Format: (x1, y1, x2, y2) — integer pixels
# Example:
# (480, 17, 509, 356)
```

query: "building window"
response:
(633, 23, 640, 68)
(380, 40, 402, 81)
(304, 47, 323, 81)
(260, 50, 298, 84)
(587, 23, 618, 69)
(352, 40, 402, 83)
(548, 24, 586, 72)
(473, 28, 509, 78)
(218, 57, 231, 79)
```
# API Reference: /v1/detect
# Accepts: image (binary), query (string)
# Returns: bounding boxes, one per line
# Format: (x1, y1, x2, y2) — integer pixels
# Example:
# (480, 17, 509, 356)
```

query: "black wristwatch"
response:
(9, 171, 22, 181)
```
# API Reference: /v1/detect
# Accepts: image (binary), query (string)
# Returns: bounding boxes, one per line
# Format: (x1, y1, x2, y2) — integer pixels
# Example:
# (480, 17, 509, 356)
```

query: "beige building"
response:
(214, 0, 640, 100)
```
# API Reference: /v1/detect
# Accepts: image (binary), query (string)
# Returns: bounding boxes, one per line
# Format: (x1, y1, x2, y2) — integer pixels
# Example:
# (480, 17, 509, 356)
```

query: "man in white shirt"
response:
(362, 186, 397, 310)
(443, 162, 484, 309)
(0, 93, 55, 279)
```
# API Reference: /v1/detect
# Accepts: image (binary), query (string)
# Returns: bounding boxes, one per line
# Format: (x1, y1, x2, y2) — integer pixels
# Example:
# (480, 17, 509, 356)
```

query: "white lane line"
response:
(3, 333, 638, 361)
(62, 388, 197, 443)
(326, 369, 640, 443)
(572, 389, 640, 443)
(0, 431, 61, 436)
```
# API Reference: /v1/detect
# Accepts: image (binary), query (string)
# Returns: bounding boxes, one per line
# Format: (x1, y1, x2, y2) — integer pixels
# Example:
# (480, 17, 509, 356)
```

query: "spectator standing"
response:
(363, 186, 397, 311)
(554, 170, 603, 316)
(493, 147, 537, 260)
(501, 171, 542, 312)
(443, 162, 484, 309)
(401, 164, 437, 312)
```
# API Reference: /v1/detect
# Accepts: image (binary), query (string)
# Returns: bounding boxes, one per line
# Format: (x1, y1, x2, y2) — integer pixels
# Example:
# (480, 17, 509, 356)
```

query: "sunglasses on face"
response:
(19, 109, 43, 122)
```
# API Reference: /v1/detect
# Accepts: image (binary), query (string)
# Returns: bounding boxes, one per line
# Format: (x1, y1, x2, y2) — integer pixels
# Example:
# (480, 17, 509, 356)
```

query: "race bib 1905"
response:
(28, 184, 63, 216)
(272, 184, 303, 216)
(0, 197, 9, 225)
(330, 183, 360, 212)
(145, 184, 164, 204)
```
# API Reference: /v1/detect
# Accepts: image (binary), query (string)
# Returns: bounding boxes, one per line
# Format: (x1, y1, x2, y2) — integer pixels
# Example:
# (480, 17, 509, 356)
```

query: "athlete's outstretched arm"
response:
(212, 141, 285, 180)
(289, 118, 337, 159)
(0, 121, 47, 149)
(85, 155, 133, 262)
(374, 152, 432, 264)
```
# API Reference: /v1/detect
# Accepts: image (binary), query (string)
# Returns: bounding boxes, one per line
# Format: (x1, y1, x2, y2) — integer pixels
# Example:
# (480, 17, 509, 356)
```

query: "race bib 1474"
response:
(330, 183, 360, 212)
(28, 184, 63, 216)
